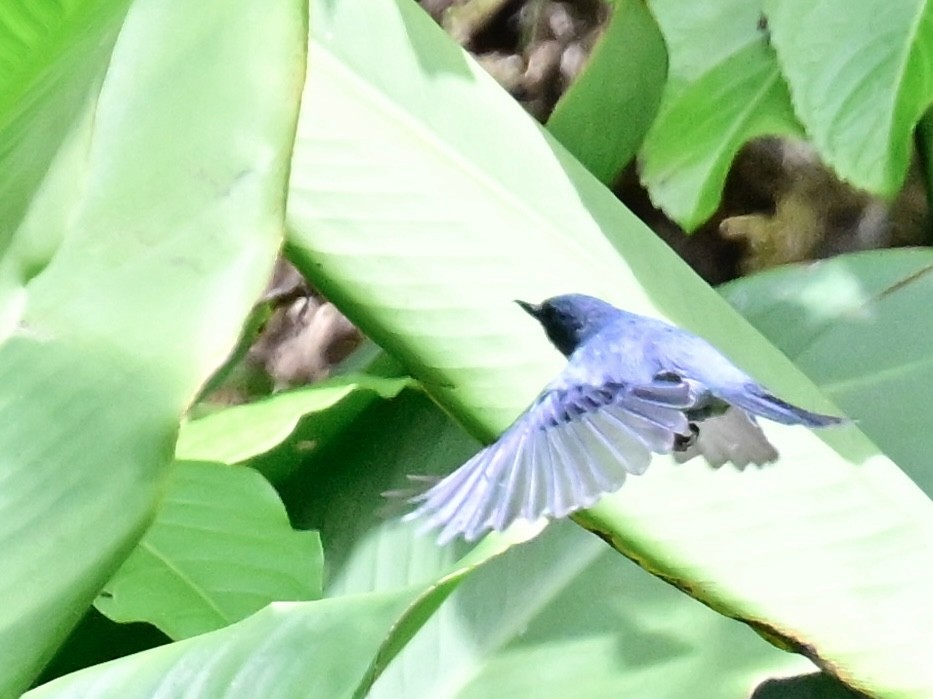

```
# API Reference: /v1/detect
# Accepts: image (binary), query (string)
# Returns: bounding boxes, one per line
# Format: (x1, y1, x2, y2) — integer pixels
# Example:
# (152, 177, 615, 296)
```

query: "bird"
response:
(405, 294, 847, 545)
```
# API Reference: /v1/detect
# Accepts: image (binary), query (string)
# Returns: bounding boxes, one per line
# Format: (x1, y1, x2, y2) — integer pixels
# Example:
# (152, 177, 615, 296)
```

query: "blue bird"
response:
(406, 294, 847, 545)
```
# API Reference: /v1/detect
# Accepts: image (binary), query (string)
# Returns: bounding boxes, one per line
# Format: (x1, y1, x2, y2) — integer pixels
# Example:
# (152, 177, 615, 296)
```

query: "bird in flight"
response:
(406, 294, 847, 545)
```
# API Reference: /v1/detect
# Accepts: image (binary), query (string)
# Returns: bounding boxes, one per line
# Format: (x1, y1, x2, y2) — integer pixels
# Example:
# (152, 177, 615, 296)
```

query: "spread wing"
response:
(405, 378, 695, 544)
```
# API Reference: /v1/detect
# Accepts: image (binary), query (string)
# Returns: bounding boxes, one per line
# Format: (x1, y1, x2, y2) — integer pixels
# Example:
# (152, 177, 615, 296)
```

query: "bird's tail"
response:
(724, 384, 847, 428)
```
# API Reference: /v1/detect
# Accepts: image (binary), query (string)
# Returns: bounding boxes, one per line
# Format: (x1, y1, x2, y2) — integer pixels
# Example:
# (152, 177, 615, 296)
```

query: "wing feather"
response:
(521, 430, 546, 522)
(579, 411, 651, 475)
(418, 437, 509, 540)
(562, 420, 617, 494)
(527, 428, 553, 522)
(451, 431, 528, 542)
(552, 421, 611, 515)
(545, 430, 579, 518)
(407, 378, 694, 543)
(491, 432, 531, 531)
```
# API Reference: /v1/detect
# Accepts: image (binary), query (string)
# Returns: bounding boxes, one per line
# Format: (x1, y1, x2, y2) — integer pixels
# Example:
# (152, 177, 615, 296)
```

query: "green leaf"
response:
(379, 526, 815, 699)
(27, 591, 427, 699)
(27, 512, 529, 698)
(547, 0, 667, 183)
(0, 0, 305, 692)
(286, 0, 933, 695)
(764, 0, 933, 196)
(176, 374, 413, 468)
(721, 248, 933, 496)
(96, 461, 323, 641)
(639, 0, 802, 230)
(294, 390, 816, 698)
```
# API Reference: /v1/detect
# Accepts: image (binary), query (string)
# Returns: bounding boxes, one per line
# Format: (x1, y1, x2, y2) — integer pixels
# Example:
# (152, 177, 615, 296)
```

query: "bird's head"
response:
(515, 294, 618, 357)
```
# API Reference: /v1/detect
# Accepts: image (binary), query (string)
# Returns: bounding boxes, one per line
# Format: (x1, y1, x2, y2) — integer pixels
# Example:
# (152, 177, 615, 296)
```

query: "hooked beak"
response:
(515, 299, 541, 318)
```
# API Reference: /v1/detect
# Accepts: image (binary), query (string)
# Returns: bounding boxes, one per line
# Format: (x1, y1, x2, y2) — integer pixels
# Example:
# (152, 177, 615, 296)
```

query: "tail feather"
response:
(674, 408, 778, 468)
(727, 384, 847, 428)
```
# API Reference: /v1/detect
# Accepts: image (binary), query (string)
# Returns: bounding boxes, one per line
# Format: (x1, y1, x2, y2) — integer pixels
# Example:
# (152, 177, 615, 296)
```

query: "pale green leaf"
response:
(96, 462, 323, 641)
(176, 374, 413, 466)
(0, 0, 305, 692)
(298, 390, 817, 698)
(722, 248, 933, 495)
(284, 0, 933, 695)
(27, 592, 426, 699)
(26, 515, 529, 699)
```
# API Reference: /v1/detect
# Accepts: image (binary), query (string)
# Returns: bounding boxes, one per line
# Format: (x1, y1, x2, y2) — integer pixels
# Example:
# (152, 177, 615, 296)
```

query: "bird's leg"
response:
(674, 423, 700, 451)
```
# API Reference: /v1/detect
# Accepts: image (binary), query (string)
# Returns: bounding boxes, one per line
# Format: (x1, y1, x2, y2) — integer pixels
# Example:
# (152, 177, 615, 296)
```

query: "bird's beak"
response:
(515, 299, 541, 318)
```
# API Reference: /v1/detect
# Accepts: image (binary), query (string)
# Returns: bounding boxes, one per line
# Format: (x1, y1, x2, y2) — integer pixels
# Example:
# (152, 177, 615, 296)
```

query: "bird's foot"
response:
(674, 423, 700, 451)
